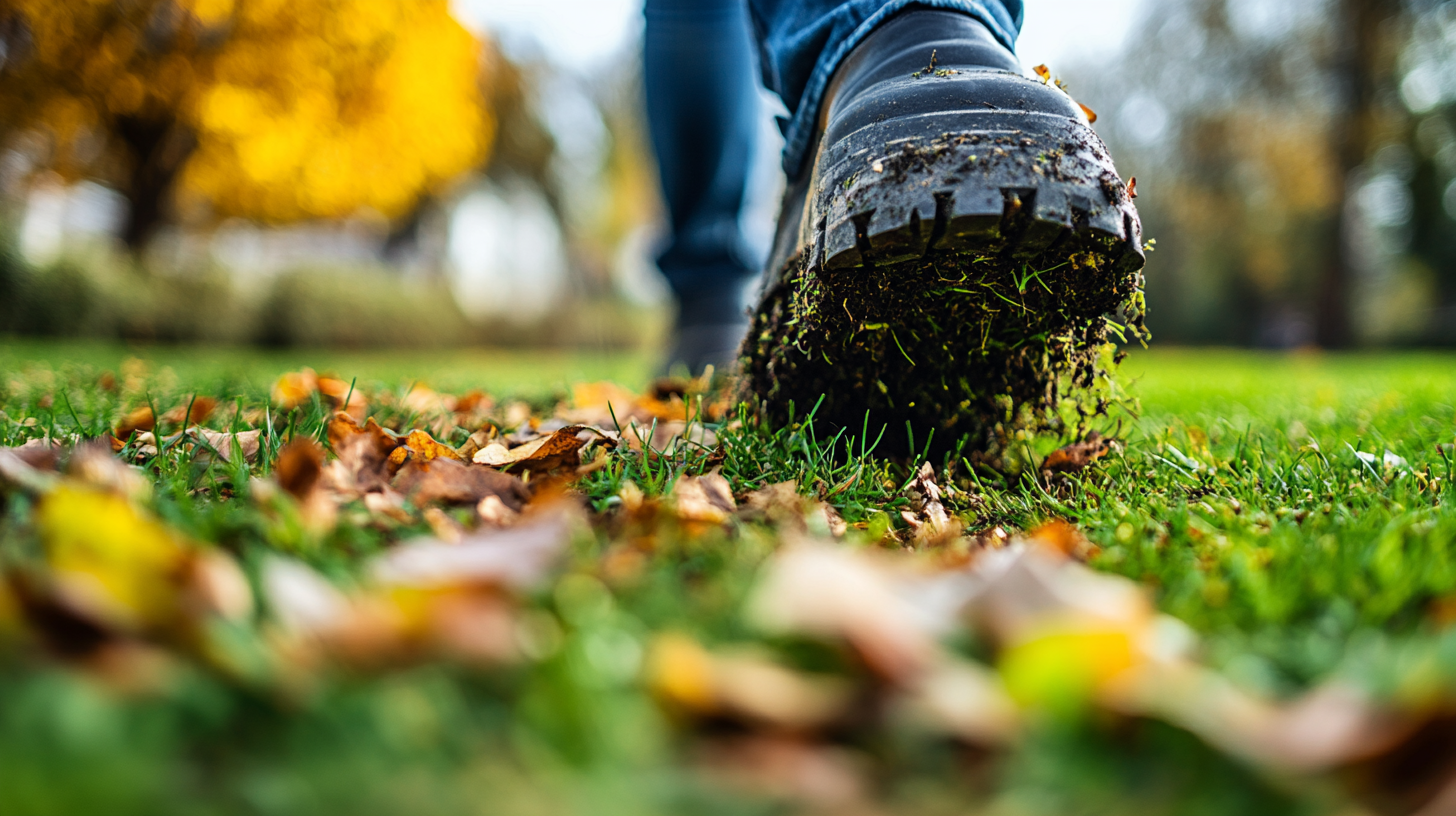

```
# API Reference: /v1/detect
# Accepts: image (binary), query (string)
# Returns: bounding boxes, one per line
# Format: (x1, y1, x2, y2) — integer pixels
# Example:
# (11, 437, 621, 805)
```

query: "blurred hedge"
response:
(0, 248, 656, 350)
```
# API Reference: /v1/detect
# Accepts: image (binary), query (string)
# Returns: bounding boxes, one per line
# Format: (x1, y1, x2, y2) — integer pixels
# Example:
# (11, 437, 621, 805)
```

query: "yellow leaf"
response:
(271, 369, 318, 409)
(36, 485, 190, 630)
(998, 625, 1138, 715)
(647, 633, 717, 712)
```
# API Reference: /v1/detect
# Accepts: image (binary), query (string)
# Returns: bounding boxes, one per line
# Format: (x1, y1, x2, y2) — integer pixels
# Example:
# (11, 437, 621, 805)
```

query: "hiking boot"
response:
(740, 9, 1146, 454)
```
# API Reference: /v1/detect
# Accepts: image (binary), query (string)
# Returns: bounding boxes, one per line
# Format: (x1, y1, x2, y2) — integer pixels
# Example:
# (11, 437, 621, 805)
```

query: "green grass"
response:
(1, 342, 1455, 815)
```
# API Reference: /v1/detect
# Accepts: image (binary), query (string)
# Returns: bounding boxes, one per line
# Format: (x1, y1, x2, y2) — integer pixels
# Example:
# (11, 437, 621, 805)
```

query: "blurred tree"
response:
(1079, 0, 1423, 347)
(1316, 0, 1407, 347)
(0, 0, 491, 252)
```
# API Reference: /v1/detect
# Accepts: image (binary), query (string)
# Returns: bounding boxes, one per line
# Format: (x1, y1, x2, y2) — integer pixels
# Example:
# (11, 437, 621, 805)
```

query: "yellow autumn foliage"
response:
(0, 0, 491, 223)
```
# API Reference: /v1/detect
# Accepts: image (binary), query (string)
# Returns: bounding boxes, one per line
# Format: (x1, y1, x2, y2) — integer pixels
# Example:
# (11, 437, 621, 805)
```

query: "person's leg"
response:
(644, 0, 761, 373)
(746, 0, 1024, 177)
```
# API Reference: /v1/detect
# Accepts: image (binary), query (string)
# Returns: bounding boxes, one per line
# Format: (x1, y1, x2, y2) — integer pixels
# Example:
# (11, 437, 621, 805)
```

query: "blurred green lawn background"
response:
(4, 340, 1453, 421)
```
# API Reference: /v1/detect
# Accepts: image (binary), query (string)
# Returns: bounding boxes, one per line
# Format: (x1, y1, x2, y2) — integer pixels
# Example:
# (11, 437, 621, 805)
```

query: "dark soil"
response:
(739, 243, 1145, 460)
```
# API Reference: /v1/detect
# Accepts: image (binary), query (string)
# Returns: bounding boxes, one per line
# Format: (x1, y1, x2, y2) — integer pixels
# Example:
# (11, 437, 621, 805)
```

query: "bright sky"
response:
(451, 0, 1149, 74)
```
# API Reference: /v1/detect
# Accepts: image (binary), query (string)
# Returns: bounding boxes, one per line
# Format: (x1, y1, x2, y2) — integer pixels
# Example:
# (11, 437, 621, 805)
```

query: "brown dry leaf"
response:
(959, 540, 1155, 647)
(68, 443, 151, 501)
(1029, 518, 1100, 561)
(114, 406, 155, 441)
(371, 511, 572, 592)
(275, 438, 325, 502)
(192, 429, 263, 464)
(362, 490, 412, 523)
(8, 437, 65, 472)
(160, 396, 217, 428)
(316, 376, 367, 419)
(473, 425, 603, 474)
(181, 550, 254, 622)
(272, 369, 319, 409)
(387, 429, 466, 469)
(402, 385, 455, 415)
(1033, 63, 1051, 82)
(325, 413, 401, 495)
(456, 427, 498, 461)
(648, 633, 854, 731)
(477, 494, 519, 526)
(1042, 432, 1114, 475)
(1128, 176, 1139, 199)
(739, 481, 847, 537)
(894, 657, 1021, 746)
(392, 457, 529, 510)
(262, 556, 350, 635)
(1078, 101, 1098, 123)
(1105, 666, 1418, 775)
(273, 437, 336, 531)
(673, 473, 736, 524)
(454, 389, 492, 415)
(903, 463, 958, 546)
(564, 381, 690, 426)
(748, 542, 940, 684)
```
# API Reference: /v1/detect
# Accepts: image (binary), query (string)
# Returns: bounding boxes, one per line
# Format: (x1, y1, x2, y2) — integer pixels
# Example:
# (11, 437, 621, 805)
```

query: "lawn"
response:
(1, 341, 1454, 816)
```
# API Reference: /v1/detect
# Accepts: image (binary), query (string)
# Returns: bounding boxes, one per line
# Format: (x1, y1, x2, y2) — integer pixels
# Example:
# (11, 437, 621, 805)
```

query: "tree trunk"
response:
(115, 115, 196, 254)
(1315, 0, 1396, 348)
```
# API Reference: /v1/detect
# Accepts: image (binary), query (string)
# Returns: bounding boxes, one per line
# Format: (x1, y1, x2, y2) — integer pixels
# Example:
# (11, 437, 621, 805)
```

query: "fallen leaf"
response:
(402, 385, 455, 415)
(673, 473, 736, 524)
(564, 381, 690, 426)
(316, 376, 367, 419)
(477, 494, 519, 526)
(275, 438, 325, 502)
(738, 481, 847, 538)
(9, 437, 64, 471)
(0, 447, 61, 494)
(68, 443, 151, 501)
(325, 413, 401, 495)
(114, 406, 155, 441)
(1042, 432, 1114, 475)
(1033, 63, 1051, 82)
(192, 429, 263, 464)
(648, 634, 853, 731)
(894, 657, 1021, 745)
(263, 556, 350, 635)
(473, 425, 604, 475)
(34, 484, 191, 632)
(748, 543, 940, 683)
(272, 437, 335, 531)
(371, 512, 572, 591)
(160, 396, 217, 428)
(392, 457, 529, 509)
(903, 463, 958, 545)
(182, 550, 253, 621)
(1028, 519, 1099, 561)
(1128, 176, 1138, 199)
(1078, 101, 1098, 123)
(386, 429, 465, 469)
(271, 369, 318, 409)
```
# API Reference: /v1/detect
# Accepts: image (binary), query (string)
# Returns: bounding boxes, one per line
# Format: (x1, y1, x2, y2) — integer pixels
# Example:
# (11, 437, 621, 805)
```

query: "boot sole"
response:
(741, 104, 1147, 455)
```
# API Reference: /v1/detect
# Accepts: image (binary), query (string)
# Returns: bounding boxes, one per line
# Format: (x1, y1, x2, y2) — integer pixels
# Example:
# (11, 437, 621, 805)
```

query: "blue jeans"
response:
(645, 0, 1022, 322)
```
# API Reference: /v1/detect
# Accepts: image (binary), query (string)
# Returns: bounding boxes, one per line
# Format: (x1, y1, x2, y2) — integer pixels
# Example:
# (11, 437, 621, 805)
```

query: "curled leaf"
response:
(392, 457, 529, 509)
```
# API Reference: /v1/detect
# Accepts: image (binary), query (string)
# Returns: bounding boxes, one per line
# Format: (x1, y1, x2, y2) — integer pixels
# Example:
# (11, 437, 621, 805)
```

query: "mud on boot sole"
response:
(740, 106, 1147, 456)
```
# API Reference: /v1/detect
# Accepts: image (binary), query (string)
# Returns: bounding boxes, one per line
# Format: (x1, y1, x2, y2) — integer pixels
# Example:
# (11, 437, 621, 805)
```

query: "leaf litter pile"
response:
(3, 358, 1456, 815)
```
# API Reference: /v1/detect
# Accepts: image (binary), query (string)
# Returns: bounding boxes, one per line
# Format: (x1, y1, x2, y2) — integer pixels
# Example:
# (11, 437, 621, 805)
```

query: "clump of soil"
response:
(738, 246, 1145, 459)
